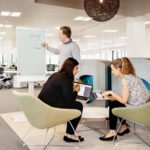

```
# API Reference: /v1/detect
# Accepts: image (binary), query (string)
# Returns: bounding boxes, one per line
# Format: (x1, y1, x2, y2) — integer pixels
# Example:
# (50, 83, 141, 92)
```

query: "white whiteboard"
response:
(17, 27, 46, 75)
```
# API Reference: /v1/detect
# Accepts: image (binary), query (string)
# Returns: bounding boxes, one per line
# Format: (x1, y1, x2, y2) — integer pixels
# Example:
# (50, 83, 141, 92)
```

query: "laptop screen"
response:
(74, 83, 92, 100)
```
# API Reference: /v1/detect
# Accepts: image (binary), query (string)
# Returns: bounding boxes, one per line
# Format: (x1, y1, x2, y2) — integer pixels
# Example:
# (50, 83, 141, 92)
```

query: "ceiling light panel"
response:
(83, 35, 96, 38)
(10, 12, 21, 17)
(0, 24, 4, 27)
(102, 29, 118, 33)
(0, 11, 21, 17)
(5, 24, 13, 28)
(73, 16, 92, 21)
(0, 11, 10, 16)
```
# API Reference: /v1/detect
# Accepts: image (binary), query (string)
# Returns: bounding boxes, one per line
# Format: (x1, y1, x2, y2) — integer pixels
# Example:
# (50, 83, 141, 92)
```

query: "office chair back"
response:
(79, 75, 94, 103)
(13, 90, 81, 129)
(0, 67, 4, 78)
(141, 78, 150, 91)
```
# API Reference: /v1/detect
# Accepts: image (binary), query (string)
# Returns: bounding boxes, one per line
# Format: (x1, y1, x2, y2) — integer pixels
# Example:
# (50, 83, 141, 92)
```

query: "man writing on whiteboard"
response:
(42, 26, 80, 68)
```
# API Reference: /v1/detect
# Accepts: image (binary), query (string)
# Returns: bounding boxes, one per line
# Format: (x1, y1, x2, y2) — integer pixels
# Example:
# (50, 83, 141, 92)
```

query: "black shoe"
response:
(117, 128, 130, 136)
(63, 136, 84, 143)
(99, 135, 117, 141)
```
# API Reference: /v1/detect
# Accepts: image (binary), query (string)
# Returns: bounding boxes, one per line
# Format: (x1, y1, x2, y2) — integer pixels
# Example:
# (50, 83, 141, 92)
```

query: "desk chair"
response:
(0, 67, 12, 89)
(13, 90, 81, 150)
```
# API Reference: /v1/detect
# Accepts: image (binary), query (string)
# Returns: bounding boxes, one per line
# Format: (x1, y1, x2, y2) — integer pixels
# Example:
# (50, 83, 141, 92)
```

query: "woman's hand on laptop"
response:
(74, 84, 80, 92)
(102, 91, 115, 100)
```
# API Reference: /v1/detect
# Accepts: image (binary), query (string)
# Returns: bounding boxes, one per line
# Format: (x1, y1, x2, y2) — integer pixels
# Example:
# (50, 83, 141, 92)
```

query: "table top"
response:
(13, 75, 49, 82)
(82, 107, 109, 119)
(4, 70, 18, 74)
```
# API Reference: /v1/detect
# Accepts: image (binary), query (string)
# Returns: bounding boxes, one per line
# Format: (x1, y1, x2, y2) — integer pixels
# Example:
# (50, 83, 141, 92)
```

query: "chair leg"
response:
(133, 122, 136, 134)
(114, 121, 150, 147)
(113, 119, 124, 144)
(47, 125, 82, 148)
(22, 126, 56, 150)
(40, 128, 48, 150)
(21, 125, 83, 149)
(21, 126, 33, 146)
(104, 118, 109, 132)
(134, 125, 150, 147)
(145, 127, 150, 137)
(42, 127, 56, 150)
(69, 121, 81, 147)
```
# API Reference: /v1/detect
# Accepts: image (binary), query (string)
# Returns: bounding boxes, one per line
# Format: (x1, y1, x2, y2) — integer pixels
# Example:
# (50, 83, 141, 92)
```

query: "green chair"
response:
(13, 90, 81, 150)
(112, 78, 150, 146)
(112, 102, 150, 147)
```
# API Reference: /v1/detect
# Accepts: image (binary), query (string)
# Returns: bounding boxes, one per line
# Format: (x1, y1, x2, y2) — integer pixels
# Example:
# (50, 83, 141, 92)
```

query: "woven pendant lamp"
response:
(84, 0, 120, 22)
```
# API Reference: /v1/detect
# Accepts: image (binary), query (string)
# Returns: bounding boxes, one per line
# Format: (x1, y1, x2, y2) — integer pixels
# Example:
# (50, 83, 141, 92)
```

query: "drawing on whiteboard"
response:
(25, 33, 44, 49)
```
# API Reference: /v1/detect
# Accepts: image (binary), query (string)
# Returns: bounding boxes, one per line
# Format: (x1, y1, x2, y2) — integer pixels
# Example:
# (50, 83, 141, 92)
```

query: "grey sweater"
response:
(47, 40, 80, 67)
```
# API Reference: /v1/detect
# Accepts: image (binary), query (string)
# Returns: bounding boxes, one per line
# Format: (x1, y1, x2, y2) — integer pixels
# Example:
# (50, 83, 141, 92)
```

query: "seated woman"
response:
(100, 57, 150, 141)
(38, 58, 84, 142)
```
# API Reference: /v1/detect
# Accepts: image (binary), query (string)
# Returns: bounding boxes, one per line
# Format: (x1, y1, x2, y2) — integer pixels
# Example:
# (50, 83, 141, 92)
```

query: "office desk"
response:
(13, 75, 49, 94)
(4, 70, 18, 74)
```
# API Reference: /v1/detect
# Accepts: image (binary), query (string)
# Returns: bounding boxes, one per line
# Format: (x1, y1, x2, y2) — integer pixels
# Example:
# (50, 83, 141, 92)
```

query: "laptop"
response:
(93, 90, 106, 100)
(74, 83, 93, 100)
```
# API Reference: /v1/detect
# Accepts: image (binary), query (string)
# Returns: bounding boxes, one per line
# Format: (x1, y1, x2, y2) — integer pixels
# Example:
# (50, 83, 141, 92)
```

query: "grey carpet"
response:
(0, 116, 29, 150)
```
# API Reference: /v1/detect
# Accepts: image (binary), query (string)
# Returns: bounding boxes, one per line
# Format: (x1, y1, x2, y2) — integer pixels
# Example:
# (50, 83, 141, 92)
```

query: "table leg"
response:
(28, 82, 34, 94)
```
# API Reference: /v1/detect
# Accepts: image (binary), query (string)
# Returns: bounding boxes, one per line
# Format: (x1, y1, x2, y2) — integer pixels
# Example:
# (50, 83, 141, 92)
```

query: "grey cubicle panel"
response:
(130, 58, 150, 82)
(80, 59, 111, 91)
(112, 58, 150, 94)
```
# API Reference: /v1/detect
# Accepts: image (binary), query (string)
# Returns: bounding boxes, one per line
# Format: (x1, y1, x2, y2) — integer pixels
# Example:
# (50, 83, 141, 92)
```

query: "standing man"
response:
(43, 26, 80, 68)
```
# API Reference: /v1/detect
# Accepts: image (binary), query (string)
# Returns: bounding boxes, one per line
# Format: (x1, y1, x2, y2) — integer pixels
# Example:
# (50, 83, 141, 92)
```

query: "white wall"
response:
(146, 26, 150, 58)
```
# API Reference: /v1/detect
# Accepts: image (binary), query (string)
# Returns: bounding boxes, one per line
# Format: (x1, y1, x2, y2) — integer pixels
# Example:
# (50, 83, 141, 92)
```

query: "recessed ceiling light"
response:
(102, 29, 118, 33)
(0, 32, 7, 35)
(10, 12, 21, 17)
(0, 24, 4, 27)
(73, 16, 92, 21)
(0, 11, 10, 16)
(82, 17, 92, 21)
(73, 16, 84, 21)
(83, 35, 96, 38)
(145, 21, 150, 25)
(5, 24, 13, 28)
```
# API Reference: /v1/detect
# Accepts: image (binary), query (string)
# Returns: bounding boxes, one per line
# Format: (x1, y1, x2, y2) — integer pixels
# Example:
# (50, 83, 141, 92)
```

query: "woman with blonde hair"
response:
(100, 57, 150, 141)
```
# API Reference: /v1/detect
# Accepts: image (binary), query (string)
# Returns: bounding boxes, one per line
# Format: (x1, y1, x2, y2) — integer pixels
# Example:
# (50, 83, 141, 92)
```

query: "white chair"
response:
(13, 90, 82, 150)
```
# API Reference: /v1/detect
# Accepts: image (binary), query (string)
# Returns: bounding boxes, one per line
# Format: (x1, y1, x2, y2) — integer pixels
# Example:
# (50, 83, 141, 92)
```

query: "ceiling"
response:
(35, 0, 150, 17)
(0, 0, 150, 53)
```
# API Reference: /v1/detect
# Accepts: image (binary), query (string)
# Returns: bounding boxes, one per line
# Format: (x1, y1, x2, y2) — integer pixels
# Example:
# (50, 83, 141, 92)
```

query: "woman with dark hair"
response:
(38, 57, 84, 142)
(100, 57, 150, 141)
